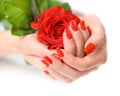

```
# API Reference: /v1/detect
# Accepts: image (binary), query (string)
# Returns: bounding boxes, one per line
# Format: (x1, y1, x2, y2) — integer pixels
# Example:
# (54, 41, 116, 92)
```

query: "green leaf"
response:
(30, 0, 39, 18)
(50, 1, 71, 11)
(1, 18, 12, 29)
(37, 0, 51, 14)
(4, 0, 33, 29)
(1, 0, 72, 36)
(0, 0, 5, 20)
(12, 28, 35, 36)
(3, 0, 36, 36)
(36, 0, 71, 15)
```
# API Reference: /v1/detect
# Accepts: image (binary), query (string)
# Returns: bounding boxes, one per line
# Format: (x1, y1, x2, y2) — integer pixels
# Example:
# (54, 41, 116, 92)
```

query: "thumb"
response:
(85, 26, 106, 55)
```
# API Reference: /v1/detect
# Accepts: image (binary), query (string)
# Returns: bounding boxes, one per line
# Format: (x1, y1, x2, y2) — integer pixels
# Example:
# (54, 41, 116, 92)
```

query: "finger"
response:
(76, 66, 99, 78)
(48, 67, 73, 83)
(51, 65, 97, 82)
(48, 55, 98, 80)
(50, 55, 100, 81)
(41, 55, 75, 81)
(76, 14, 91, 42)
(49, 56, 82, 80)
(84, 15, 106, 54)
(43, 71, 57, 80)
(63, 25, 76, 55)
(53, 48, 106, 71)
(83, 45, 107, 67)
(40, 56, 80, 81)
(25, 55, 57, 80)
(69, 20, 85, 57)
(39, 55, 73, 82)
(41, 55, 100, 82)
(84, 26, 106, 55)
(78, 20, 91, 42)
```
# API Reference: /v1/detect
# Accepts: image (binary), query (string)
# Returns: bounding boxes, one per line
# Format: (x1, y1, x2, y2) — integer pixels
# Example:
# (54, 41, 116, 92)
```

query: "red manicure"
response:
(44, 71, 49, 75)
(56, 48, 64, 57)
(85, 43, 95, 54)
(44, 56, 53, 64)
(41, 60, 49, 67)
(66, 27, 72, 39)
(80, 20, 86, 30)
(71, 21, 78, 31)
(87, 26, 91, 34)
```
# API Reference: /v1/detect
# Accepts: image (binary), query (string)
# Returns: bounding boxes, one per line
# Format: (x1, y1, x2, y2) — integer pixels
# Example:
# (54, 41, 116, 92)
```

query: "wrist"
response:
(9, 31, 21, 54)
(0, 30, 21, 55)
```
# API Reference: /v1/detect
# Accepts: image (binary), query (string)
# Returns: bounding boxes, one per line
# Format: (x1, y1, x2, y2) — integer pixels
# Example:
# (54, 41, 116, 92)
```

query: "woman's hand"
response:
(16, 33, 56, 72)
(40, 15, 107, 83)
(0, 31, 53, 73)
(61, 15, 107, 71)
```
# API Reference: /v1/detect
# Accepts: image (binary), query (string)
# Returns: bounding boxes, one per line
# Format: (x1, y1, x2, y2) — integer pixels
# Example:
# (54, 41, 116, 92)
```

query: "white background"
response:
(0, 0, 120, 96)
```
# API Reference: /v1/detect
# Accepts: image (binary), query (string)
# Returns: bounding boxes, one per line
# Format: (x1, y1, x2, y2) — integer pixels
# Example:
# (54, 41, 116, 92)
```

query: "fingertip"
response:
(65, 27, 73, 39)
(70, 20, 78, 31)
(84, 43, 95, 55)
(41, 59, 49, 67)
(87, 26, 92, 35)
(63, 30, 76, 55)
(56, 48, 64, 57)
(43, 71, 49, 75)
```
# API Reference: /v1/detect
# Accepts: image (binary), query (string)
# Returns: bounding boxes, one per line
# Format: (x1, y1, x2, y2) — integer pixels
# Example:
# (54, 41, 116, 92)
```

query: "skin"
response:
(45, 15, 107, 82)
(0, 15, 107, 83)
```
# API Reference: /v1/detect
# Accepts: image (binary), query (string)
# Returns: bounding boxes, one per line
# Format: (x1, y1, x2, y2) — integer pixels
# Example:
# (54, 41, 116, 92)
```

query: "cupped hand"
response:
(40, 15, 107, 83)
(60, 15, 107, 71)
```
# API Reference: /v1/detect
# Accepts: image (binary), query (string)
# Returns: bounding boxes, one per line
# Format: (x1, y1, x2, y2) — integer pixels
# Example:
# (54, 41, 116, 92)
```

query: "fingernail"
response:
(71, 21, 78, 31)
(56, 48, 64, 57)
(66, 27, 72, 39)
(87, 26, 91, 34)
(41, 60, 49, 67)
(44, 71, 49, 75)
(52, 53, 63, 61)
(44, 56, 53, 64)
(85, 43, 95, 54)
(80, 20, 86, 30)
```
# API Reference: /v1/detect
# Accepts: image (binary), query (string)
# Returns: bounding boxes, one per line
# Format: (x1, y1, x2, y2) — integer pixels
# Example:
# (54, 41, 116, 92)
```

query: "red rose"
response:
(31, 6, 80, 49)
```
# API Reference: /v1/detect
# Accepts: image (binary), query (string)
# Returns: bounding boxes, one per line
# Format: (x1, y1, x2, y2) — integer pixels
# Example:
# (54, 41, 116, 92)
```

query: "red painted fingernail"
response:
(44, 71, 49, 75)
(41, 60, 49, 67)
(85, 43, 95, 54)
(52, 53, 63, 62)
(71, 21, 78, 31)
(56, 48, 64, 57)
(87, 26, 91, 34)
(80, 20, 86, 30)
(66, 27, 72, 39)
(44, 56, 53, 64)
